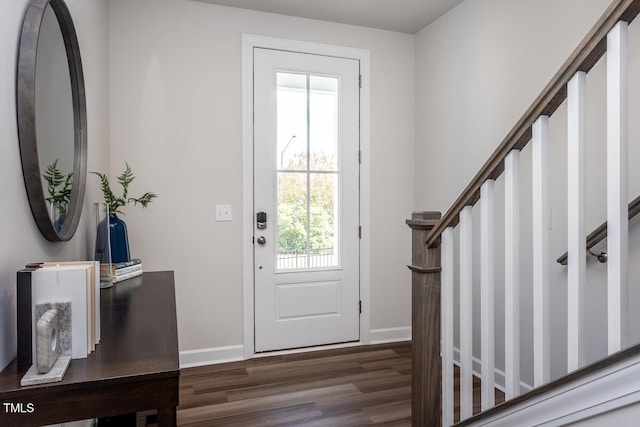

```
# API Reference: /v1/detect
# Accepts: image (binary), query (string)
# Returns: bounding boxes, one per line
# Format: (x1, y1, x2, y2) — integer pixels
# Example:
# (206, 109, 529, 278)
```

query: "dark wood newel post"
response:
(406, 211, 442, 427)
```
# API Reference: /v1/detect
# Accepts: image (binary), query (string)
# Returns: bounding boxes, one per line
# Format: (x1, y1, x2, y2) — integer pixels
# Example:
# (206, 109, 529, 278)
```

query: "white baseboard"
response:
(453, 347, 533, 395)
(369, 327, 411, 344)
(179, 328, 411, 369)
(46, 419, 95, 427)
(179, 345, 244, 369)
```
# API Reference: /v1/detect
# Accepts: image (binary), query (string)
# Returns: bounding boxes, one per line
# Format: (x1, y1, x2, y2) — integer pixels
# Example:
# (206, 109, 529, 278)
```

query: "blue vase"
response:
(50, 202, 66, 232)
(53, 212, 66, 232)
(109, 213, 131, 264)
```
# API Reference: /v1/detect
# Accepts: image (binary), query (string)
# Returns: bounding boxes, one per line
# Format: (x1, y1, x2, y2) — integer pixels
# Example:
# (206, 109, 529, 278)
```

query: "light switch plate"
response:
(216, 204, 232, 222)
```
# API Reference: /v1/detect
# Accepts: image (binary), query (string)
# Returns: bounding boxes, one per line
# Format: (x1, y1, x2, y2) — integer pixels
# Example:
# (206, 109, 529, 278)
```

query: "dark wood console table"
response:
(0, 271, 179, 426)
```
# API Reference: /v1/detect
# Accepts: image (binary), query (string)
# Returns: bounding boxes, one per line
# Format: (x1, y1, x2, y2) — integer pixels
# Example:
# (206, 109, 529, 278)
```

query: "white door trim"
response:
(242, 34, 371, 358)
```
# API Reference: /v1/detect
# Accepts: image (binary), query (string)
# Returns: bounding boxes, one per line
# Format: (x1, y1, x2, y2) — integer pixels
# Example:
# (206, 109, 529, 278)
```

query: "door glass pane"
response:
(277, 172, 308, 270)
(277, 73, 307, 171)
(310, 76, 338, 171)
(310, 173, 338, 268)
(276, 72, 341, 271)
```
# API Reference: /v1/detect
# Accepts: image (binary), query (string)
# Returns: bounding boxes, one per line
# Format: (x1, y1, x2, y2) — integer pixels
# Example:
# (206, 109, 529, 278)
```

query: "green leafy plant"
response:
(43, 159, 72, 210)
(91, 162, 157, 215)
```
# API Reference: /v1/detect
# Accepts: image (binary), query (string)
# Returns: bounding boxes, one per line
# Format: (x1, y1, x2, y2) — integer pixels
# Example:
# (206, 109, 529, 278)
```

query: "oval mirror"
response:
(17, 0, 87, 242)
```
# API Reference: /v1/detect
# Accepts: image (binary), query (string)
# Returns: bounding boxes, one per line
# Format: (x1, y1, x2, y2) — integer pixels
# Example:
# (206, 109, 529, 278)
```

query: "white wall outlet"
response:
(216, 204, 232, 222)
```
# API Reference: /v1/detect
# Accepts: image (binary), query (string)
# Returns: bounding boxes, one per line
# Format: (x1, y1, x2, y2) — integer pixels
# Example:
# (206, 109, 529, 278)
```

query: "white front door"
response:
(253, 48, 361, 352)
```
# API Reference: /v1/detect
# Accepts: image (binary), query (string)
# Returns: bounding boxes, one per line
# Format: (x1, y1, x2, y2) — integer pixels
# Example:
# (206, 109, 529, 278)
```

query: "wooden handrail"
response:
(557, 194, 640, 265)
(426, 0, 640, 248)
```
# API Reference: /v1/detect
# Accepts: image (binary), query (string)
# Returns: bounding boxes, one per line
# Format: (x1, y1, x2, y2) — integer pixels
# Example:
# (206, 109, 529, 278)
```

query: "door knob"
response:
(256, 236, 266, 245)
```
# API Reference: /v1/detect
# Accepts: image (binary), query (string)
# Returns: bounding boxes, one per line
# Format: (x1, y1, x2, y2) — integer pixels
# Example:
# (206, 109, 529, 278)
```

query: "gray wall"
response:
(0, 0, 110, 371)
(414, 0, 640, 387)
(108, 0, 416, 357)
(3, 0, 636, 381)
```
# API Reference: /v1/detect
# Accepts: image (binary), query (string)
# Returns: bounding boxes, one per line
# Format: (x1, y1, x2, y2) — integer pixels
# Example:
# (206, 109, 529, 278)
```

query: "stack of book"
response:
(100, 258, 143, 283)
(17, 261, 101, 366)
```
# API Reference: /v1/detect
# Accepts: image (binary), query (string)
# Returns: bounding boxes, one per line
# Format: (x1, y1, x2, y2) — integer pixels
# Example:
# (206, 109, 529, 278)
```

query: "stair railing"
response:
(408, 0, 640, 425)
(557, 194, 640, 265)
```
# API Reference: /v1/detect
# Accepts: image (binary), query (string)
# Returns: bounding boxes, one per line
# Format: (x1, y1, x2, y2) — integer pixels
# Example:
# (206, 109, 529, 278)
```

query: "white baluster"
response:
(532, 116, 550, 387)
(567, 71, 587, 372)
(460, 205, 474, 420)
(481, 180, 495, 410)
(607, 21, 628, 354)
(505, 150, 521, 398)
(441, 227, 455, 426)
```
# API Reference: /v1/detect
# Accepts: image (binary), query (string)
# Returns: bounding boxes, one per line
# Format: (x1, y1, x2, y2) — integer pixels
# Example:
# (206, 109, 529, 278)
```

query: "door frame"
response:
(242, 34, 371, 358)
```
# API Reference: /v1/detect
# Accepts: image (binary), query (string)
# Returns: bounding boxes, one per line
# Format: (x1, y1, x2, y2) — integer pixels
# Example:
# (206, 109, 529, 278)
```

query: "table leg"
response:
(157, 406, 177, 427)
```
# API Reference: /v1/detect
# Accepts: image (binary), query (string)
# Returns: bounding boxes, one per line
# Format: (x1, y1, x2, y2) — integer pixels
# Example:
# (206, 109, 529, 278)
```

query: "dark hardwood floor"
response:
(454, 366, 505, 424)
(177, 342, 412, 426)
(171, 342, 503, 426)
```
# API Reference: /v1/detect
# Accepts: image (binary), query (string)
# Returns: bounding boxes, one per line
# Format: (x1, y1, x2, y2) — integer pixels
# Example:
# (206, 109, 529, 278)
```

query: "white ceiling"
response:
(191, 0, 465, 34)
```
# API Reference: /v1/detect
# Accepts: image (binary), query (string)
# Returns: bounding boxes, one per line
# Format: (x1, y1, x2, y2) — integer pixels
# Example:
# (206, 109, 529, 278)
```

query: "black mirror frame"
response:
(17, 0, 87, 242)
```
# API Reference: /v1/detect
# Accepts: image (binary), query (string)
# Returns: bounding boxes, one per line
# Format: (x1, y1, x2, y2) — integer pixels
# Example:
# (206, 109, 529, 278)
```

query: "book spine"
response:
(110, 258, 142, 271)
(112, 269, 143, 283)
(17, 270, 34, 366)
(114, 263, 143, 277)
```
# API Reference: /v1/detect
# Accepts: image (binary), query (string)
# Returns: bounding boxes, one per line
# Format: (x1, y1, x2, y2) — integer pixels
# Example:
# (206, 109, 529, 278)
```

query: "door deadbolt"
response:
(257, 212, 267, 229)
(256, 236, 266, 245)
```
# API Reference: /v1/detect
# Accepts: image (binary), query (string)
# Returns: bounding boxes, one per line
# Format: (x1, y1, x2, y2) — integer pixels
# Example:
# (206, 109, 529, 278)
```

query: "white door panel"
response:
(253, 48, 360, 352)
